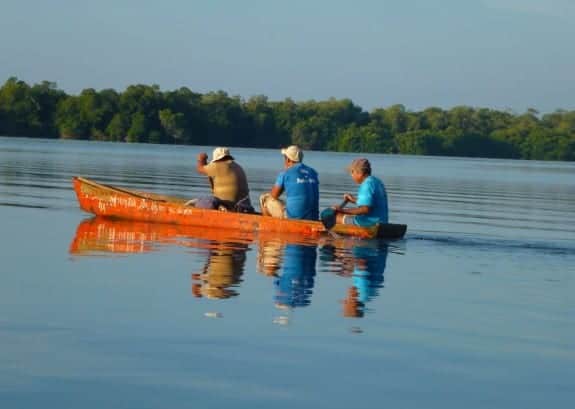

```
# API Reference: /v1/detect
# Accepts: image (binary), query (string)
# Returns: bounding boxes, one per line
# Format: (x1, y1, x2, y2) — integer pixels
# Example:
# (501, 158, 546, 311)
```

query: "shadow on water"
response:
(70, 217, 397, 320)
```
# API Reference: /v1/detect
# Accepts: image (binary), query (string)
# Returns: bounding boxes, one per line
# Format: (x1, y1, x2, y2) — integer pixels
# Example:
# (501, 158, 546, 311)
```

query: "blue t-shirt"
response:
(275, 163, 319, 220)
(354, 175, 388, 226)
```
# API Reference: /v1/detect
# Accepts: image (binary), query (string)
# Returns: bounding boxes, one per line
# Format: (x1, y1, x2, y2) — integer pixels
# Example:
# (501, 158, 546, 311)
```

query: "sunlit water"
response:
(1, 137, 574, 408)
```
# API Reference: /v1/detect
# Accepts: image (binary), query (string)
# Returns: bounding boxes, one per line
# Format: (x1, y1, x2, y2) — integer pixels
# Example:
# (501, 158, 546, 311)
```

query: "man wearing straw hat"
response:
(196, 147, 254, 212)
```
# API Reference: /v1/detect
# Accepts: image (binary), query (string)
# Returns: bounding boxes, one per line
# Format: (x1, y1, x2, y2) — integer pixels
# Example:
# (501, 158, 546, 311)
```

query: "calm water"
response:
(1, 137, 574, 408)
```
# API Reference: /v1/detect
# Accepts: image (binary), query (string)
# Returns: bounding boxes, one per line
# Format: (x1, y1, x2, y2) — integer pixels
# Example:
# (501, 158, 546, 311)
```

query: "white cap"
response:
(211, 147, 233, 162)
(281, 145, 303, 162)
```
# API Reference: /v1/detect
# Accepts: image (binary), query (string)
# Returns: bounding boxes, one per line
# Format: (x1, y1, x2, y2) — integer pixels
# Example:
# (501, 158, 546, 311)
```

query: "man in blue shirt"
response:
(260, 145, 319, 220)
(333, 158, 388, 226)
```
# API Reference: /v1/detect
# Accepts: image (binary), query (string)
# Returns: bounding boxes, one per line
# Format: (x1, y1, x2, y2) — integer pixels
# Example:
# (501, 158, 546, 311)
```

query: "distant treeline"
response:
(0, 77, 574, 161)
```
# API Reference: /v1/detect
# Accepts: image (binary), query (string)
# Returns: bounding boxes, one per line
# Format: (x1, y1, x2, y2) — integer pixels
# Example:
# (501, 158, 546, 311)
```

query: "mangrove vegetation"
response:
(0, 77, 573, 161)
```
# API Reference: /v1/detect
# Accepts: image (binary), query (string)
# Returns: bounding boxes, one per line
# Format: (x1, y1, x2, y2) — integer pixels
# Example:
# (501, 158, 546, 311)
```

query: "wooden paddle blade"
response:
(320, 207, 337, 229)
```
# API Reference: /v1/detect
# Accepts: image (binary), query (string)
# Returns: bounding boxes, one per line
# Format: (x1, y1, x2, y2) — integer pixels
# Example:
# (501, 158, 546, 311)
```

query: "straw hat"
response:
(281, 145, 303, 162)
(211, 147, 234, 162)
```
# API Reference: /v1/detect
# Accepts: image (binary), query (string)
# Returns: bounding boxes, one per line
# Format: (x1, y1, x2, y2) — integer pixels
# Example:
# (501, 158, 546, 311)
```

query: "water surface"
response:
(1, 137, 573, 408)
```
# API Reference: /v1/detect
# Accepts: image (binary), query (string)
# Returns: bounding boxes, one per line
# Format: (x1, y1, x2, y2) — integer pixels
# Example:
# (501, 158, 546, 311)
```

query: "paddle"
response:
(100, 182, 166, 202)
(320, 199, 348, 230)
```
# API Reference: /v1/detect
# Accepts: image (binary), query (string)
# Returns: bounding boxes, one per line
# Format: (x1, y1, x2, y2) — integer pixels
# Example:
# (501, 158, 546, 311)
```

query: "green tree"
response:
(55, 96, 91, 138)
(163, 87, 205, 144)
(126, 112, 147, 143)
(120, 84, 166, 142)
(384, 104, 408, 134)
(422, 107, 448, 131)
(30, 81, 66, 137)
(0, 77, 43, 136)
(105, 113, 128, 142)
(1, 78, 573, 161)
(331, 124, 388, 153)
(244, 95, 278, 147)
(292, 116, 333, 150)
(159, 109, 186, 143)
(396, 131, 445, 155)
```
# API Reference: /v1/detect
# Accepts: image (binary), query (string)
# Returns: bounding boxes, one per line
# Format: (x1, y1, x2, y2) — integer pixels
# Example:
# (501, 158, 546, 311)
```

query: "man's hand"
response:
(332, 195, 352, 212)
(197, 152, 208, 164)
(196, 152, 209, 175)
(343, 193, 356, 203)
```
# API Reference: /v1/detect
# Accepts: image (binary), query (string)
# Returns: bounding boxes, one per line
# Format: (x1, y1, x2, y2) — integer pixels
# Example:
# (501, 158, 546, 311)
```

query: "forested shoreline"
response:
(0, 77, 573, 161)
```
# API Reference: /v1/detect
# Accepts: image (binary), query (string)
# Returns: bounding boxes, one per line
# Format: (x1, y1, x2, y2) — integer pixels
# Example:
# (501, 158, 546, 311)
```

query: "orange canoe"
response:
(72, 176, 407, 240)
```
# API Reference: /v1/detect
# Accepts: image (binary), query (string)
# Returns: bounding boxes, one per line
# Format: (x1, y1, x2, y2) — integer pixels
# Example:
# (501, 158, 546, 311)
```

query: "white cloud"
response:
(482, 0, 575, 18)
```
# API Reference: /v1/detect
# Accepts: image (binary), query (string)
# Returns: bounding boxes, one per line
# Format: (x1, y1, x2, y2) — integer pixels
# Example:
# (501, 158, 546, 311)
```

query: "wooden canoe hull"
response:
(72, 176, 406, 240)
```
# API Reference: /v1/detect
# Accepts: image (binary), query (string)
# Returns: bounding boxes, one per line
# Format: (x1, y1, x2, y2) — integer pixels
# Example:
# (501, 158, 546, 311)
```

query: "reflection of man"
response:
(342, 286, 364, 318)
(257, 239, 318, 309)
(256, 238, 284, 277)
(274, 244, 318, 309)
(320, 242, 388, 318)
(192, 244, 248, 299)
(350, 244, 388, 305)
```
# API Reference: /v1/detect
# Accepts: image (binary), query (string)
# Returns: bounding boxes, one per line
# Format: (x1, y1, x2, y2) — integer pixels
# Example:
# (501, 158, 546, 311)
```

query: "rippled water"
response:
(1, 137, 574, 409)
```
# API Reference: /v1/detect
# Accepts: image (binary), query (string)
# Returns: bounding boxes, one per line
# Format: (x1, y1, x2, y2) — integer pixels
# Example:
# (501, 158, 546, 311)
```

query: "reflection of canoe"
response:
(73, 176, 407, 240)
(69, 217, 258, 254)
(70, 216, 325, 256)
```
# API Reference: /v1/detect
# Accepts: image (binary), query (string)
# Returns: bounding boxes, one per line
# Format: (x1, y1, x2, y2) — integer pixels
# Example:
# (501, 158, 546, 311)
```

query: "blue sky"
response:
(1, 0, 573, 113)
